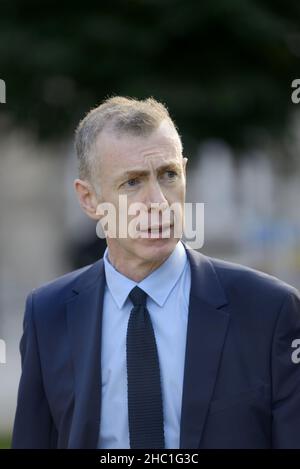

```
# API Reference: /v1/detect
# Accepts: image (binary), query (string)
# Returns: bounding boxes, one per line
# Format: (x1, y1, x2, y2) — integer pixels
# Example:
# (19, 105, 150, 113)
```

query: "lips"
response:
(145, 224, 173, 232)
(138, 225, 174, 239)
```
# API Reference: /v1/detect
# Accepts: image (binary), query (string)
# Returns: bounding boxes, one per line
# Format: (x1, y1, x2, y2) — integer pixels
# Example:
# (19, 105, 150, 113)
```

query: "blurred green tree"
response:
(0, 0, 299, 151)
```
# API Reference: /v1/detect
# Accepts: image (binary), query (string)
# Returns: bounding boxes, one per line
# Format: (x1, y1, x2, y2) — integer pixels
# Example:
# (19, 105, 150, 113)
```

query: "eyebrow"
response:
(116, 162, 182, 184)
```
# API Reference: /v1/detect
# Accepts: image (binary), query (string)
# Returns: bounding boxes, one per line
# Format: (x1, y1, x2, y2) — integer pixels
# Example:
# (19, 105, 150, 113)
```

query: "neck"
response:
(106, 243, 173, 282)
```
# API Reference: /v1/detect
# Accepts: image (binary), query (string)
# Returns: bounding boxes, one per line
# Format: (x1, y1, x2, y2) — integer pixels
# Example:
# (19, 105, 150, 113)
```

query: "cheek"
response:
(165, 181, 185, 201)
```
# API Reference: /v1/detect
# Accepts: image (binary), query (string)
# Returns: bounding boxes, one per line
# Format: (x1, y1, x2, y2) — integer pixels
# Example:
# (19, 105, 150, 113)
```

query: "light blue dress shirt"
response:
(98, 240, 191, 449)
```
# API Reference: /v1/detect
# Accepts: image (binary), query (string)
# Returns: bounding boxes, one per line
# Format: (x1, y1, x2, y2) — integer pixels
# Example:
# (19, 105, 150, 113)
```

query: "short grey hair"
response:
(74, 96, 182, 190)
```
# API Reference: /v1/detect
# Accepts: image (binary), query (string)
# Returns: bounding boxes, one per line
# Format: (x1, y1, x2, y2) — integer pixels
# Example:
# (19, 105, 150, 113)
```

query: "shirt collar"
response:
(103, 240, 188, 309)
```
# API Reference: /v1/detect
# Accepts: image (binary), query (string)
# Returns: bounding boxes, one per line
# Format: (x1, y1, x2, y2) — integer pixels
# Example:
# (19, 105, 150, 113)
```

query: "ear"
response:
(73, 178, 100, 220)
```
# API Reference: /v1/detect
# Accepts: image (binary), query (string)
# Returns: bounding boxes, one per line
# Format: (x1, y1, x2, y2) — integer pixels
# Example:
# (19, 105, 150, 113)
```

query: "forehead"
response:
(95, 120, 182, 171)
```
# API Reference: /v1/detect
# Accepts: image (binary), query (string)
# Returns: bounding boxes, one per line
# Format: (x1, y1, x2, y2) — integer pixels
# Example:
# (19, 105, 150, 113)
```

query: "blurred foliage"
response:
(0, 0, 299, 151)
(0, 434, 11, 449)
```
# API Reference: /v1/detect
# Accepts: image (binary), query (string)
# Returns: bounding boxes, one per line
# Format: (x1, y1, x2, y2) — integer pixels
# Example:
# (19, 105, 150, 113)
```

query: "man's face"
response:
(95, 119, 187, 264)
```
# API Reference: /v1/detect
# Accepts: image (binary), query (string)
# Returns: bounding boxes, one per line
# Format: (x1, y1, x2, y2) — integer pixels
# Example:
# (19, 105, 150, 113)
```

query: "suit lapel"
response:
(179, 245, 230, 448)
(66, 259, 105, 448)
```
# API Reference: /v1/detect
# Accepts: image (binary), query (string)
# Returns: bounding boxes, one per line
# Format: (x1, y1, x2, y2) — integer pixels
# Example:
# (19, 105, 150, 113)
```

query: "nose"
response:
(143, 179, 168, 210)
(142, 181, 169, 230)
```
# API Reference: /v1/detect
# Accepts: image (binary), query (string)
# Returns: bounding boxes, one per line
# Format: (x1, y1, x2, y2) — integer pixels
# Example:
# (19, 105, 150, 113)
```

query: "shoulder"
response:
(28, 258, 104, 310)
(210, 255, 298, 300)
(186, 246, 299, 317)
(197, 252, 300, 333)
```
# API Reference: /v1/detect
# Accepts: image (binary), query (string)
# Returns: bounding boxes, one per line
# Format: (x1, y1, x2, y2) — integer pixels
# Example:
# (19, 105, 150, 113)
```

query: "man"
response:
(12, 97, 300, 448)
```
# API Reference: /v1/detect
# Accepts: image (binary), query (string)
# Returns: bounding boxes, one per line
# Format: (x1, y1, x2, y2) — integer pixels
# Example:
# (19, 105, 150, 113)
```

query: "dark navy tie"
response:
(126, 286, 165, 449)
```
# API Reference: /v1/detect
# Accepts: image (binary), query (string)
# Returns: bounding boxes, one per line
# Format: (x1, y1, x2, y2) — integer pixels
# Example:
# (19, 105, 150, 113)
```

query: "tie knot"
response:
(129, 286, 147, 307)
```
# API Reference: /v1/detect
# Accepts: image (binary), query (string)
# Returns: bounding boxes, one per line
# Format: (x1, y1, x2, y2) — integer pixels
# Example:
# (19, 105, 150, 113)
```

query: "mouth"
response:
(139, 224, 174, 237)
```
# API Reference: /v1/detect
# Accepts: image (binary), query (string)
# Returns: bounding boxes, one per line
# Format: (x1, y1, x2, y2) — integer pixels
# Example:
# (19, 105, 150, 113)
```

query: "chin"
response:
(134, 236, 178, 262)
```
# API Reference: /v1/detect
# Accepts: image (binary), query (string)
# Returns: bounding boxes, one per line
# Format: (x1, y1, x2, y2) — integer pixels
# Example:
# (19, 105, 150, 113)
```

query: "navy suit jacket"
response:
(12, 244, 300, 448)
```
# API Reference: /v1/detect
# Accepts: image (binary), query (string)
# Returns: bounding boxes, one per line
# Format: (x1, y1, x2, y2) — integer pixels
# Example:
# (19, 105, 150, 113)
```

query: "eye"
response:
(124, 178, 140, 188)
(166, 170, 177, 178)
